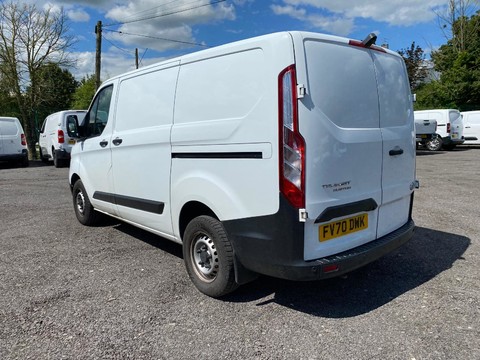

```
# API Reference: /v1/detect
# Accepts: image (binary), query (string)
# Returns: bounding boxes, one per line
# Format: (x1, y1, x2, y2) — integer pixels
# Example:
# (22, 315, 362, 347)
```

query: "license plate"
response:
(68, 139, 76, 145)
(452, 134, 458, 139)
(420, 134, 427, 138)
(319, 213, 368, 242)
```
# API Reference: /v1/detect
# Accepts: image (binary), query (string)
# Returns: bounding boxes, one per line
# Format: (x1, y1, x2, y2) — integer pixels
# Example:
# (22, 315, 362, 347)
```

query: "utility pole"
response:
(135, 48, 139, 69)
(95, 20, 102, 90)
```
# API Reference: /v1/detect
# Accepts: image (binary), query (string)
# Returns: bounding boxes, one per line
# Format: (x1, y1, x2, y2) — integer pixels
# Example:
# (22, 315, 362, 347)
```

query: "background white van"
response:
(69, 31, 416, 297)
(461, 111, 480, 145)
(39, 110, 87, 167)
(414, 109, 464, 151)
(0, 117, 28, 167)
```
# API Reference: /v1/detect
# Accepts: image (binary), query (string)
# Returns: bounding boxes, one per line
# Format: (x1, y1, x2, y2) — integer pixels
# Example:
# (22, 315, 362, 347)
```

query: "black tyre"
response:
(72, 180, 99, 226)
(426, 136, 443, 151)
(53, 150, 62, 168)
(39, 148, 48, 163)
(183, 216, 238, 298)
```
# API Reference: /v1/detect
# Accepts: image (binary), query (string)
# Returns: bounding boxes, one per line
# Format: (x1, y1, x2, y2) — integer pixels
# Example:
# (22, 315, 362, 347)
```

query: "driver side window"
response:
(86, 85, 113, 137)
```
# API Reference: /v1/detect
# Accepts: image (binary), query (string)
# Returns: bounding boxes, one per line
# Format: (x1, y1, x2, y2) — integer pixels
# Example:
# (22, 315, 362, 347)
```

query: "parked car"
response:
(0, 116, 28, 167)
(414, 109, 464, 151)
(414, 118, 437, 149)
(38, 110, 87, 167)
(461, 110, 480, 145)
(69, 31, 416, 297)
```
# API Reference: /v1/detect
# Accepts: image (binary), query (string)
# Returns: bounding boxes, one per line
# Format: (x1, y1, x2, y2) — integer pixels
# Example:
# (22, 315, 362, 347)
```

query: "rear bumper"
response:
(270, 219, 415, 281)
(0, 150, 28, 162)
(443, 136, 465, 145)
(224, 196, 415, 282)
(55, 148, 71, 160)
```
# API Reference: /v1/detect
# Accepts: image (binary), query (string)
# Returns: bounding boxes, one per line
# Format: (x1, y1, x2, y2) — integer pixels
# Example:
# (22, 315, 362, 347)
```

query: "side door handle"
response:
(99, 140, 108, 148)
(112, 138, 123, 146)
(389, 148, 404, 156)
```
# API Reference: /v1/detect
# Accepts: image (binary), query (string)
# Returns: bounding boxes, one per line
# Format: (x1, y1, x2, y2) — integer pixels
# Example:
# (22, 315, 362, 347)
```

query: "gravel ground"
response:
(0, 147, 479, 360)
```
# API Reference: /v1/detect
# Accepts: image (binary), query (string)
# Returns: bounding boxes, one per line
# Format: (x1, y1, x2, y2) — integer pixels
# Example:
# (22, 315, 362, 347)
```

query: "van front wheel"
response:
(72, 180, 98, 226)
(183, 216, 238, 298)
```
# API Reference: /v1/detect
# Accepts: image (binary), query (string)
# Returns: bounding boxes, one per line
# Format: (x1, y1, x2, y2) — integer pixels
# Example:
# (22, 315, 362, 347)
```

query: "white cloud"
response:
(67, 9, 90, 22)
(276, 0, 449, 34)
(271, 4, 354, 35)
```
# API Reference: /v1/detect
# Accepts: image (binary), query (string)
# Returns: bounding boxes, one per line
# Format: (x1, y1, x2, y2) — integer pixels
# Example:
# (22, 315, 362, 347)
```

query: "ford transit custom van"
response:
(69, 31, 417, 297)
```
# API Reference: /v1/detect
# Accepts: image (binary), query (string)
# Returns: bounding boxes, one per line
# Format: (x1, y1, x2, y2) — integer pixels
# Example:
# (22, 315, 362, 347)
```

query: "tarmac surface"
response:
(1, 147, 479, 359)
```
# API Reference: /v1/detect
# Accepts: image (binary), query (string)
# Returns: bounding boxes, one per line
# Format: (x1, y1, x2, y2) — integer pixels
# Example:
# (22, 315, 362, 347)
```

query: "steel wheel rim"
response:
(76, 190, 86, 216)
(428, 139, 440, 150)
(191, 234, 219, 282)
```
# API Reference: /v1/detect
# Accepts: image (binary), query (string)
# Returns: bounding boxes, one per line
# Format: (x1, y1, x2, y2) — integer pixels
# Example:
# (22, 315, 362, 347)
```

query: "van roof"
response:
(100, 31, 400, 86)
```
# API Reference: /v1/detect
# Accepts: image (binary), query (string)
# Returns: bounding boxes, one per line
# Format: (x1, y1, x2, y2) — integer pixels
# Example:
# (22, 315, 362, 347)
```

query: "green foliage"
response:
(398, 42, 429, 91)
(31, 63, 79, 126)
(72, 75, 96, 110)
(423, 9, 480, 110)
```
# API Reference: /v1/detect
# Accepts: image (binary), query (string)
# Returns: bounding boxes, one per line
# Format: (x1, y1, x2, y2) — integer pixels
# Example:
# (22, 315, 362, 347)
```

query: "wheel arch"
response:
(70, 173, 80, 192)
(178, 201, 217, 241)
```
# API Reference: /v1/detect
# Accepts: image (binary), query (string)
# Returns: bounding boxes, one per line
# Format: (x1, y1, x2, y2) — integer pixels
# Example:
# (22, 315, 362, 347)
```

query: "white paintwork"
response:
(0, 117, 26, 157)
(461, 111, 480, 144)
(38, 110, 87, 162)
(414, 109, 464, 144)
(70, 31, 415, 261)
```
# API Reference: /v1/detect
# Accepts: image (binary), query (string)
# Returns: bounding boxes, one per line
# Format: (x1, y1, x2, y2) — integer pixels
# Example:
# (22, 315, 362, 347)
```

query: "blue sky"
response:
(30, 0, 479, 80)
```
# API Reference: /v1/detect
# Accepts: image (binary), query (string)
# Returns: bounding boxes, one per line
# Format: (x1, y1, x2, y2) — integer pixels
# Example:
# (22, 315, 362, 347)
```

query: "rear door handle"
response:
(112, 138, 123, 146)
(389, 148, 404, 156)
(99, 140, 108, 148)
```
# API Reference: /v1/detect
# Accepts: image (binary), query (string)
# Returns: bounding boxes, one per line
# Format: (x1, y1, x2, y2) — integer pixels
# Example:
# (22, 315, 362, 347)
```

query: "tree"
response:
(72, 75, 96, 110)
(430, 8, 480, 110)
(0, 1, 75, 158)
(398, 42, 429, 91)
(27, 63, 78, 131)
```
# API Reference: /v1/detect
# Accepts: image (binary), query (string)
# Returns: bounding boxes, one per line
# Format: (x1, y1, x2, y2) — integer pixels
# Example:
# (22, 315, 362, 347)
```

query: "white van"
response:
(69, 31, 417, 297)
(39, 110, 87, 167)
(0, 117, 29, 167)
(461, 111, 480, 145)
(414, 109, 464, 150)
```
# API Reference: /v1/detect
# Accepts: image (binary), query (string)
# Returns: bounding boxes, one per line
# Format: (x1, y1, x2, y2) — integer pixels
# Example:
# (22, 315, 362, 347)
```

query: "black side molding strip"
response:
(172, 152, 262, 159)
(315, 198, 378, 224)
(93, 191, 165, 214)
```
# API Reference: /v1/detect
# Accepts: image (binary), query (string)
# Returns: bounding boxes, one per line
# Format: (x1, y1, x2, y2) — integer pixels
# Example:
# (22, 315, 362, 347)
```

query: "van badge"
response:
(322, 181, 351, 192)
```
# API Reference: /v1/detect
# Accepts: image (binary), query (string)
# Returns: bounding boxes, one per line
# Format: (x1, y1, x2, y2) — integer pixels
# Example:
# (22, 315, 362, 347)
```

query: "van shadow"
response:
(227, 227, 469, 317)
(111, 223, 469, 318)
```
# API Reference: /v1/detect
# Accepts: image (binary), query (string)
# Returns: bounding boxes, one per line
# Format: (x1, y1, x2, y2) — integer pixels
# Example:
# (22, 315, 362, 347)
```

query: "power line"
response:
(103, 28, 209, 47)
(104, 0, 227, 27)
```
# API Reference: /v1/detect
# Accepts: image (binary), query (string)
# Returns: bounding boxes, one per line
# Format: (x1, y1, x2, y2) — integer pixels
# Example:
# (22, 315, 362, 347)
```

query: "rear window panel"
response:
(373, 52, 412, 127)
(0, 120, 18, 136)
(303, 40, 379, 128)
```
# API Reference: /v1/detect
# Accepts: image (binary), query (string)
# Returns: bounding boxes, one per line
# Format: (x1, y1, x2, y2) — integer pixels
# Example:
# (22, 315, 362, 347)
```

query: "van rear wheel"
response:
(426, 137, 442, 151)
(183, 216, 238, 298)
(72, 180, 99, 226)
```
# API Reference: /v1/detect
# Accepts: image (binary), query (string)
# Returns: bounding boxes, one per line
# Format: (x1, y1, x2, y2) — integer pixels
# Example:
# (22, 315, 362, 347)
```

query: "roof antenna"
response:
(362, 33, 377, 48)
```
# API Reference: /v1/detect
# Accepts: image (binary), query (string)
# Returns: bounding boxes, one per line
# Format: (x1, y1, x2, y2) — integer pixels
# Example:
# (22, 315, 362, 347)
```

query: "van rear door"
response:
(294, 33, 414, 260)
(295, 36, 383, 260)
(372, 51, 415, 238)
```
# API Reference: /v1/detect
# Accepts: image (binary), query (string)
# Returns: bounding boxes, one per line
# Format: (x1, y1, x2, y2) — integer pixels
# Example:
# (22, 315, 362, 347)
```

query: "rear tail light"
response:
(278, 65, 305, 209)
(447, 123, 451, 133)
(58, 129, 65, 144)
(21, 134, 27, 146)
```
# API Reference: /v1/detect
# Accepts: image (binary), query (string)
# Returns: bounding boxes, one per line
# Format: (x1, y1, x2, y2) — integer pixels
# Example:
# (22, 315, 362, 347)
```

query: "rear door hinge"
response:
(299, 208, 308, 222)
(297, 84, 306, 99)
